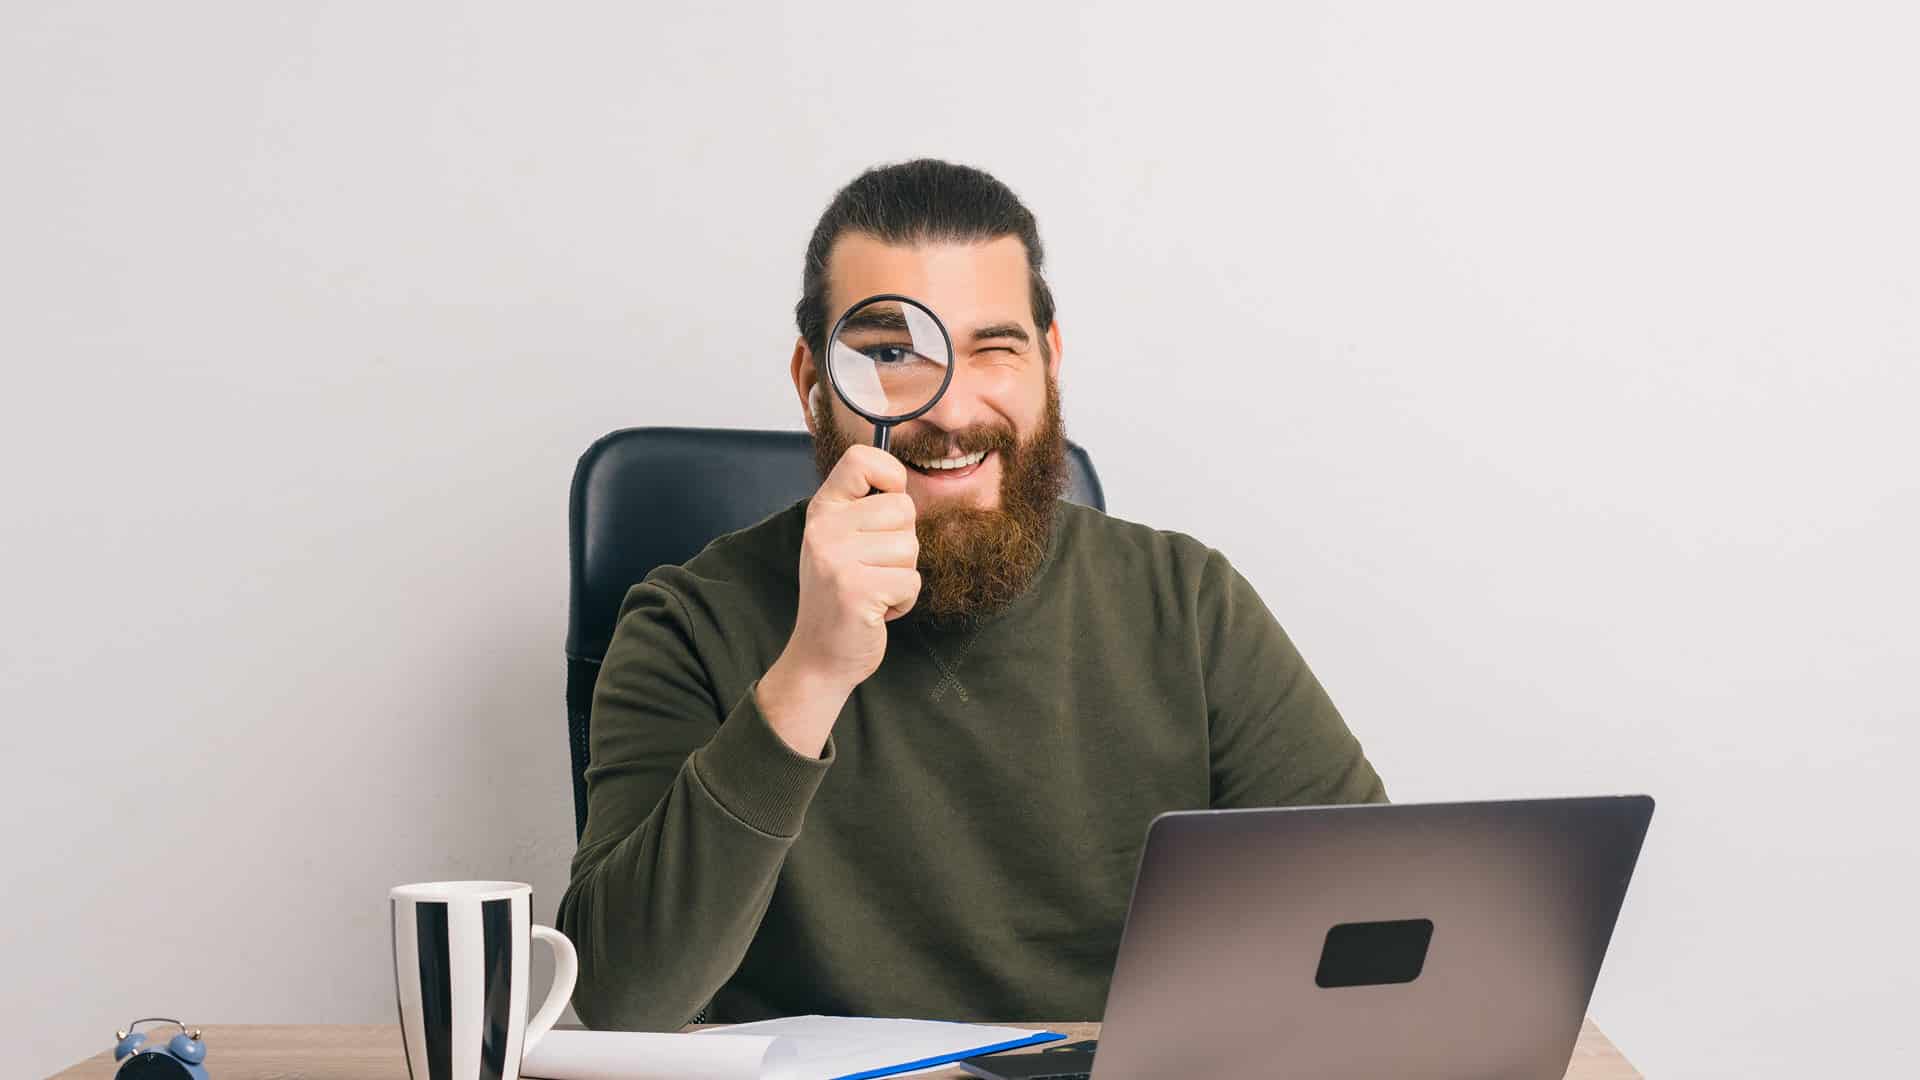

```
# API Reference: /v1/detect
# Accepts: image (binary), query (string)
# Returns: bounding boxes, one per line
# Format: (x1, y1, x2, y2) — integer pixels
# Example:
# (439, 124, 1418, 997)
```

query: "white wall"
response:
(4, 2, 1914, 1075)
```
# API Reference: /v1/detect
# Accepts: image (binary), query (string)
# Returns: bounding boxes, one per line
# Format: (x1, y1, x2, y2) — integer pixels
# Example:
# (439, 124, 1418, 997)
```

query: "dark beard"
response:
(811, 376, 1067, 624)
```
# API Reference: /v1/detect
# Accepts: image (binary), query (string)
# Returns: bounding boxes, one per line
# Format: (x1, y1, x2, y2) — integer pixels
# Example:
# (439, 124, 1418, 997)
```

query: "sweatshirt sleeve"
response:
(1197, 548, 1388, 809)
(557, 579, 834, 1031)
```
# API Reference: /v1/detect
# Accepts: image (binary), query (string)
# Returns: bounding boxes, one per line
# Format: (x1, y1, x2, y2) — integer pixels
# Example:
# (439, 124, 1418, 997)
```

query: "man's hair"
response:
(795, 159, 1055, 359)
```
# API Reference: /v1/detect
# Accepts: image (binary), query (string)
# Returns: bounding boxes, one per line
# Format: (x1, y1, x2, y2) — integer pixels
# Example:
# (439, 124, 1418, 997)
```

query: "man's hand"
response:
(758, 445, 920, 758)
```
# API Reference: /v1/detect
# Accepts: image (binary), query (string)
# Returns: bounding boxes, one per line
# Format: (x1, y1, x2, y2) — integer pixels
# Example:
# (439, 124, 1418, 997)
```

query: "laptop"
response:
(961, 796, 1654, 1080)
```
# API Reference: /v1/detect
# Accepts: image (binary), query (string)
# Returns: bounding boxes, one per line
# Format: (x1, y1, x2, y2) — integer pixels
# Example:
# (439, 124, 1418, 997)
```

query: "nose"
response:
(912, 380, 993, 445)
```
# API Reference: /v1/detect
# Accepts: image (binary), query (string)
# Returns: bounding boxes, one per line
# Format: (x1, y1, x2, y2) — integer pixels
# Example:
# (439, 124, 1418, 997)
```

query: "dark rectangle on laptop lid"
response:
(1315, 918, 1435, 988)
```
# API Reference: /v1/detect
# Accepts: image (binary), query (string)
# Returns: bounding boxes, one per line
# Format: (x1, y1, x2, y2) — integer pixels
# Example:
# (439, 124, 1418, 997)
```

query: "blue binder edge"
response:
(830, 1030, 1067, 1080)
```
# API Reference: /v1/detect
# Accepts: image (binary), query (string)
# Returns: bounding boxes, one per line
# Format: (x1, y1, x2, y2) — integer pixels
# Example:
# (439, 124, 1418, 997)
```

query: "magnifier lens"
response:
(826, 297, 952, 421)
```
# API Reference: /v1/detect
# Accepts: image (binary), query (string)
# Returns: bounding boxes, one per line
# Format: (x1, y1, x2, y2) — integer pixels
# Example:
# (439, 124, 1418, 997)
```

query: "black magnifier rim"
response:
(823, 292, 957, 426)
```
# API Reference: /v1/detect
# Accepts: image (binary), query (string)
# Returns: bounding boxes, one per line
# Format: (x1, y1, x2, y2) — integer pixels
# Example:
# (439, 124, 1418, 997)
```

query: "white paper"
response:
(517, 1017, 1060, 1080)
(520, 1028, 795, 1080)
(705, 1016, 1059, 1080)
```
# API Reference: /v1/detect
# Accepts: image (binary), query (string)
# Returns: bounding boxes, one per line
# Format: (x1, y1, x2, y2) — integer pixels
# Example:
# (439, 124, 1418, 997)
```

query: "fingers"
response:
(801, 445, 920, 630)
(816, 444, 909, 506)
(870, 568, 921, 623)
(851, 530, 918, 568)
(848, 492, 916, 532)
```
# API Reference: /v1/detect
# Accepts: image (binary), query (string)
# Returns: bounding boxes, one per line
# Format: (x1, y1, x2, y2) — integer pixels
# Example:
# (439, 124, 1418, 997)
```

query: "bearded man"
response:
(559, 159, 1387, 1031)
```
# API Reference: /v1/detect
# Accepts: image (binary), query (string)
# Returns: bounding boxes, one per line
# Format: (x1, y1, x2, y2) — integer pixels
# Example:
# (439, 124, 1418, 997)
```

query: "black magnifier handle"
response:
(868, 423, 893, 495)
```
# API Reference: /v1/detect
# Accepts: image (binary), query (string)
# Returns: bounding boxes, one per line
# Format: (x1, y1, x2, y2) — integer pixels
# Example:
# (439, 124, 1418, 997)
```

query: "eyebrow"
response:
(968, 322, 1031, 347)
(839, 308, 910, 333)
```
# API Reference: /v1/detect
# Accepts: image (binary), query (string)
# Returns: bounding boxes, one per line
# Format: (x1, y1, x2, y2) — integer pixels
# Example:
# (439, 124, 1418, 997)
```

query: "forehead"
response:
(826, 233, 1032, 335)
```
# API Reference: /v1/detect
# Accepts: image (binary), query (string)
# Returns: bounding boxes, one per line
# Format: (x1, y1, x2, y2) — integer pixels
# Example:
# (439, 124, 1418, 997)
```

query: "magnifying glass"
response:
(824, 293, 955, 453)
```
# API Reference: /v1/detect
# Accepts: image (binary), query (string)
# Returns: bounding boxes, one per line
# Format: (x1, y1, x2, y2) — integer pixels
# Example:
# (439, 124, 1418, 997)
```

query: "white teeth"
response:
(910, 449, 988, 471)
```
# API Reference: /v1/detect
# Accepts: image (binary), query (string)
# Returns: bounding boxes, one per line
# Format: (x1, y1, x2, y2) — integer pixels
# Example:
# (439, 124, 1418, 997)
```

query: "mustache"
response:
(888, 423, 1018, 462)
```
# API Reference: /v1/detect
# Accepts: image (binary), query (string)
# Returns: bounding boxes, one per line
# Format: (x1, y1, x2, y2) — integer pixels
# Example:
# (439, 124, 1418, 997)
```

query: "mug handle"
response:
(524, 924, 579, 1054)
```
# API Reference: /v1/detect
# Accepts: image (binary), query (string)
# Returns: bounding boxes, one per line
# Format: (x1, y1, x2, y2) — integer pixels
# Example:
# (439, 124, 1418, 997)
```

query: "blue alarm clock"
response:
(112, 1018, 208, 1079)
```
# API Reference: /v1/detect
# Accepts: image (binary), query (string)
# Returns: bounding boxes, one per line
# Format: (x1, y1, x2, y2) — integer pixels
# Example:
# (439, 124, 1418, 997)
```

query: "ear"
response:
(1044, 320, 1064, 383)
(791, 337, 821, 435)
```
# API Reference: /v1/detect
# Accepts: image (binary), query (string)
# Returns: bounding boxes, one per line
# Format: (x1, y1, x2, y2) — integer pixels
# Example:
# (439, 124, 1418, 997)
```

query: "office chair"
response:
(566, 426, 1107, 839)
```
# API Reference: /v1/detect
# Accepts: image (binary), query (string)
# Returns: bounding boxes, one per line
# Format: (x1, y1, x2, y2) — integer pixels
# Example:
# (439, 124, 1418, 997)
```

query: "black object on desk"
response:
(959, 1038, 1099, 1079)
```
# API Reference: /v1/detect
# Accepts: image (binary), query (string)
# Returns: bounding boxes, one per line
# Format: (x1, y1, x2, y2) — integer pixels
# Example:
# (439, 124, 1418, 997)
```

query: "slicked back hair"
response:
(795, 159, 1055, 361)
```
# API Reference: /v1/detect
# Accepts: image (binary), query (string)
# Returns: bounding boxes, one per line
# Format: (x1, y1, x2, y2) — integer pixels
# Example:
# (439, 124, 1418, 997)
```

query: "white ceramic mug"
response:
(390, 880, 578, 1080)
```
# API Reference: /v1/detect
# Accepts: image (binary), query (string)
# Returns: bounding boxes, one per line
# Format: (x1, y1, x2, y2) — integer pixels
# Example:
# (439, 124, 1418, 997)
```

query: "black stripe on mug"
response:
(480, 898, 513, 1080)
(417, 902, 453, 1080)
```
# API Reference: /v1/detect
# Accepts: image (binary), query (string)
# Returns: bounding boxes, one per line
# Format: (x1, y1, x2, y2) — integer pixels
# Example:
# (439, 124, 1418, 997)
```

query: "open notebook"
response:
(521, 1016, 1065, 1080)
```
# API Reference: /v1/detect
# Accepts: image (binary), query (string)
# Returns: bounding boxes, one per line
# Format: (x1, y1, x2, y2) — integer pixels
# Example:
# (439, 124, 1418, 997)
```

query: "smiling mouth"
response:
(905, 448, 991, 479)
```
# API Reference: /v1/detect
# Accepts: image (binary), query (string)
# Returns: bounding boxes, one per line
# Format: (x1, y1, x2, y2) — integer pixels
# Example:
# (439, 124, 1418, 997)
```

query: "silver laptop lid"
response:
(1092, 796, 1654, 1080)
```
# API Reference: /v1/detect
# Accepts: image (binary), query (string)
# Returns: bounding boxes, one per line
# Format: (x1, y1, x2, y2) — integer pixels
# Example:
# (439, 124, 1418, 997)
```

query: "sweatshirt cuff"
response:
(690, 680, 835, 838)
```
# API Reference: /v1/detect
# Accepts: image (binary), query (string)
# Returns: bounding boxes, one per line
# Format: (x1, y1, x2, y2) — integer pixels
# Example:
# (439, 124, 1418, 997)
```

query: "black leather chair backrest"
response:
(566, 426, 1106, 838)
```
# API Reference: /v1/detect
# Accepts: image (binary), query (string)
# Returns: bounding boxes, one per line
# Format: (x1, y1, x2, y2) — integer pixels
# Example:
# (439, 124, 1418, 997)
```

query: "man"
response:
(559, 159, 1386, 1031)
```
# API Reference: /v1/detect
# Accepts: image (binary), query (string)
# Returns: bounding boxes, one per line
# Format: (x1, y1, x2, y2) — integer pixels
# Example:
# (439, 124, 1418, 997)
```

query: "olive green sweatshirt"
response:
(558, 498, 1386, 1031)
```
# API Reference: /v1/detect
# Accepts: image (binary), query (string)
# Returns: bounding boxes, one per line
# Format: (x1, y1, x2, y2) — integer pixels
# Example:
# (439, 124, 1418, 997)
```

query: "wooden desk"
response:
(51, 1019, 1640, 1078)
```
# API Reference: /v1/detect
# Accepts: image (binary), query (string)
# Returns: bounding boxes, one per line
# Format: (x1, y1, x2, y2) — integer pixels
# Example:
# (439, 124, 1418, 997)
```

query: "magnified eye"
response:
(825, 295, 953, 431)
(861, 344, 917, 365)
